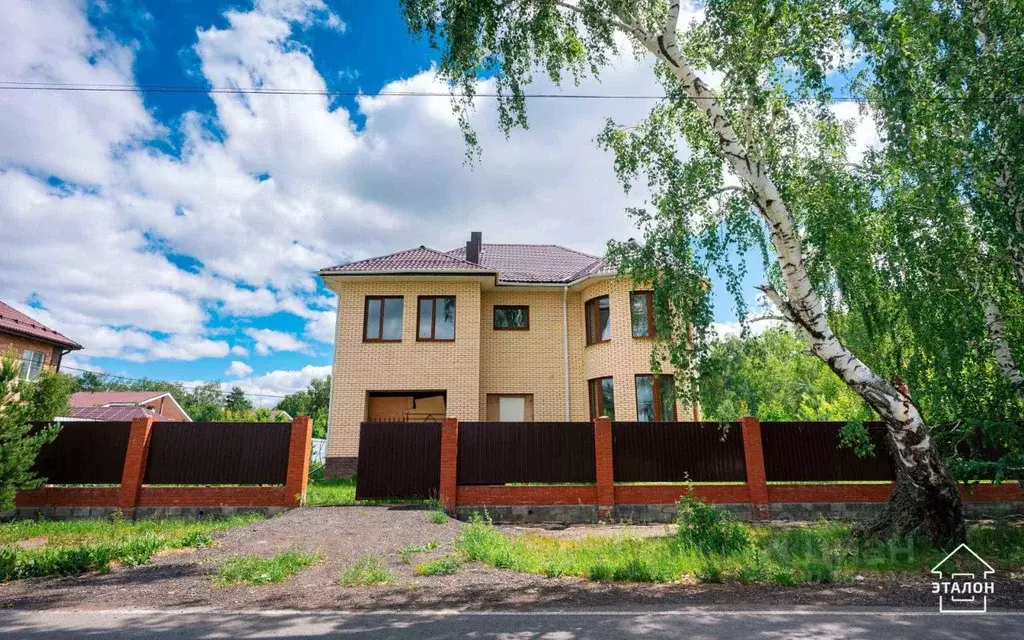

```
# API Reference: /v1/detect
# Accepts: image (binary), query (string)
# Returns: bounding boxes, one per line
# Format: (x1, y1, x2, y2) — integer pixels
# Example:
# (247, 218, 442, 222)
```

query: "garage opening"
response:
(366, 390, 446, 423)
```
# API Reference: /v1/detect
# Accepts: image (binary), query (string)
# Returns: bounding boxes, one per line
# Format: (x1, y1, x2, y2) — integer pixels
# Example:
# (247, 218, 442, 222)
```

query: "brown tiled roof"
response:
(320, 246, 493, 275)
(320, 244, 613, 284)
(0, 300, 82, 350)
(70, 391, 168, 407)
(64, 406, 173, 422)
(447, 244, 611, 284)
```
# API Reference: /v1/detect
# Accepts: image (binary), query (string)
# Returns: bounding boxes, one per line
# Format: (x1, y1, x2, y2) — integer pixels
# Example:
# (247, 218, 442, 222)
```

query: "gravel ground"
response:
(1, 507, 1022, 611)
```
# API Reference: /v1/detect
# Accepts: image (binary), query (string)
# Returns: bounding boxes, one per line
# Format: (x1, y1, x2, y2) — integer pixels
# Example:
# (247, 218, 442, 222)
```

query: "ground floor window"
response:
(635, 374, 676, 422)
(486, 394, 534, 422)
(588, 377, 615, 420)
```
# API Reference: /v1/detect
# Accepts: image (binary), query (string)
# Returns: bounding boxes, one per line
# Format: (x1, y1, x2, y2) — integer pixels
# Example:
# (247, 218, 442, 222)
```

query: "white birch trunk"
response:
(593, 0, 965, 542)
(983, 293, 1024, 399)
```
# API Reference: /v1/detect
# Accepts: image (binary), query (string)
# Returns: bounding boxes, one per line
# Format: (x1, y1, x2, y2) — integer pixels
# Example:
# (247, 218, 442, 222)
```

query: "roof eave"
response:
(0, 326, 82, 351)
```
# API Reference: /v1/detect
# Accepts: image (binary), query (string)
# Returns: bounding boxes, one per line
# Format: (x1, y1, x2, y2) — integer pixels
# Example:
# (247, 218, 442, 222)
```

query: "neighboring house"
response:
(0, 299, 82, 380)
(318, 232, 698, 478)
(68, 391, 192, 422)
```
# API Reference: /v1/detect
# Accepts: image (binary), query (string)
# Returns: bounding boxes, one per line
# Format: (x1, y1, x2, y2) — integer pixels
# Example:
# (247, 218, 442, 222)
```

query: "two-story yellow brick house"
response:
(319, 233, 697, 478)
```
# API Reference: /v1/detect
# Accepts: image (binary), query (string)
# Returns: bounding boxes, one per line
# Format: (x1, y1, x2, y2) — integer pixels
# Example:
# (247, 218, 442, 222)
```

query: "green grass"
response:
(0, 514, 263, 581)
(414, 555, 463, 576)
(213, 550, 322, 587)
(305, 477, 437, 507)
(400, 541, 440, 564)
(339, 555, 394, 586)
(428, 509, 448, 525)
(456, 514, 1024, 585)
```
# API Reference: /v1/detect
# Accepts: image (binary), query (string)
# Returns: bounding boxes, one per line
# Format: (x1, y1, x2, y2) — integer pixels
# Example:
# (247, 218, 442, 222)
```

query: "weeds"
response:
(675, 495, 749, 555)
(0, 515, 262, 581)
(400, 541, 440, 564)
(454, 500, 1024, 586)
(214, 550, 322, 587)
(414, 555, 462, 576)
(339, 555, 393, 586)
(428, 510, 448, 525)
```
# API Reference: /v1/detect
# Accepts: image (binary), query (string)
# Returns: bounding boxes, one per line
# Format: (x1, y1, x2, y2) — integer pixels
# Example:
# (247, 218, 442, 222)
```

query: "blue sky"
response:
(0, 0, 776, 402)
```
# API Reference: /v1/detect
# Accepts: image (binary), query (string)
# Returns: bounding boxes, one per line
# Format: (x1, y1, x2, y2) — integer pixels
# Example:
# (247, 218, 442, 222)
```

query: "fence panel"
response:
(612, 421, 747, 482)
(356, 422, 442, 499)
(144, 422, 291, 485)
(458, 422, 596, 485)
(30, 421, 131, 484)
(760, 421, 895, 482)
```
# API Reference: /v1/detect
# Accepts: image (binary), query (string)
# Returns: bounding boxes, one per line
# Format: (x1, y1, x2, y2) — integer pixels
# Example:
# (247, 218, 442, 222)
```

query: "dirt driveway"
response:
(1, 507, 1022, 611)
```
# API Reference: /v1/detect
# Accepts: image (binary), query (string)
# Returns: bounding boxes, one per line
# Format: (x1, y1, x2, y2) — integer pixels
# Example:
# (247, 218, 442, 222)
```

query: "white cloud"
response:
(0, 0, 669, 365)
(230, 345, 250, 357)
(711, 316, 786, 341)
(245, 328, 307, 356)
(220, 364, 332, 406)
(225, 360, 254, 377)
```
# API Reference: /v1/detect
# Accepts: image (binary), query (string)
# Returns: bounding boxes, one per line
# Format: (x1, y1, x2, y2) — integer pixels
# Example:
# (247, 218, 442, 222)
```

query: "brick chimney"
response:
(466, 231, 482, 264)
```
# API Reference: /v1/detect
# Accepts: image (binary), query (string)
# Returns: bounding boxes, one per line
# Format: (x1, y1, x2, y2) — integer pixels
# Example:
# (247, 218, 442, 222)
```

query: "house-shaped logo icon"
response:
(930, 543, 995, 614)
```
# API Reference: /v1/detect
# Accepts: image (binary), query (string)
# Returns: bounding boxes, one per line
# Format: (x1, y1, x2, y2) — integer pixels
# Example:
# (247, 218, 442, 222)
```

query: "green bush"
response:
(428, 509, 448, 525)
(214, 551, 322, 587)
(414, 555, 462, 576)
(675, 495, 749, 555)
(339, 555, 393, 586)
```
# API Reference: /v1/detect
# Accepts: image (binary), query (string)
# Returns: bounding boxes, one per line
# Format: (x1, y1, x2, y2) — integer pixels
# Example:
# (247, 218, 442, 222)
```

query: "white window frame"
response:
(21, 349, 45, 381)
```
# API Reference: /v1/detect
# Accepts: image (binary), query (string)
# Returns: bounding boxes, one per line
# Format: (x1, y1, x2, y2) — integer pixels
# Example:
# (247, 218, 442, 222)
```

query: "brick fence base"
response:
(454, 501, 1024, 525)
(1, 505, 290, 522)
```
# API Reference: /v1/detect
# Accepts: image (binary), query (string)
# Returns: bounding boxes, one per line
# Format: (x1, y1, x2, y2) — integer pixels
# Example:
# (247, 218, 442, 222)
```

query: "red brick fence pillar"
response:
(117, 416, 154, 516)
(285, 416, 313, 506)
(740, 416, 771, 520)
(439, 418, 459, 512)
(594, 416, 615, 520)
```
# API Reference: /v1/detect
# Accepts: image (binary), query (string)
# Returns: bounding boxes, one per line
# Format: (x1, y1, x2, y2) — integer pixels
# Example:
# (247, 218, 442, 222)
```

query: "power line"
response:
(0, 80, 873, 101)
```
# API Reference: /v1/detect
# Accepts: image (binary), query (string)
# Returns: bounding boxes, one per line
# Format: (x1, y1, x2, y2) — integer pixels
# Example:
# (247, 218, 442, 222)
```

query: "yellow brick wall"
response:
(325, 276, 692, 460)
(578, 279, 687, 421)
(326, 279, 482, 458)
(480, 289, 568, 420)
(0, 333, 59, 374)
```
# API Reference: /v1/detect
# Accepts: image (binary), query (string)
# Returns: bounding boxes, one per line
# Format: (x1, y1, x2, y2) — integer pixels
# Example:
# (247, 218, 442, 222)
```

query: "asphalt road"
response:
(1, 608, 1023, 639)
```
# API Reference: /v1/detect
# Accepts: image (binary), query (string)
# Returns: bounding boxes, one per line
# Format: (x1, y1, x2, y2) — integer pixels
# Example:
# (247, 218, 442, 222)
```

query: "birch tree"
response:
(852, 0, 1024, 402)
(401, 0, 969, 545)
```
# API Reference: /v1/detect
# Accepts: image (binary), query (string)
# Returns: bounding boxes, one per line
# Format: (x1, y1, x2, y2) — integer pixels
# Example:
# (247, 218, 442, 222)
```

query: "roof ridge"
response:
(415, 245, 490, 270)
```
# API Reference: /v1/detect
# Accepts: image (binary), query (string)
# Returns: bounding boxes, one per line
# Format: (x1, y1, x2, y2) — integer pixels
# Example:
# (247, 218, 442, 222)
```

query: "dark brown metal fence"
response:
(457, 422, 596, 485)
(612, 421, 747, 482)
(760, 421, 895, 482)
(144, 422, 291, 485)
(30, 421, 132, 484)
(356, 422, 442, 499)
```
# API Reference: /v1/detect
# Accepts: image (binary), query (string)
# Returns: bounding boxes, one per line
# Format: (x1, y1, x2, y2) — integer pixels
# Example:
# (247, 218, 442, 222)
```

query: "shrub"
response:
(414, 555, 462, 576)
(675, 495, 749, 555)
(214, 551, 322, 587)
(339, 555, 393, 586)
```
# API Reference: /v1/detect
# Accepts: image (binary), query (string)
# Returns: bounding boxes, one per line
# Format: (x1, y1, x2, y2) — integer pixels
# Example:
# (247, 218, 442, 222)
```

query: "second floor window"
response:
(588, 376, 615, 420)
(630, 291, 654, 338)
(493, 305, 529, 330)
(364, 296, 404, 341)
(21, 349, 45, 381)
(418, 296, 456, 341)
(585, 295, 611, 344)
(635, 374, 677, 422)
